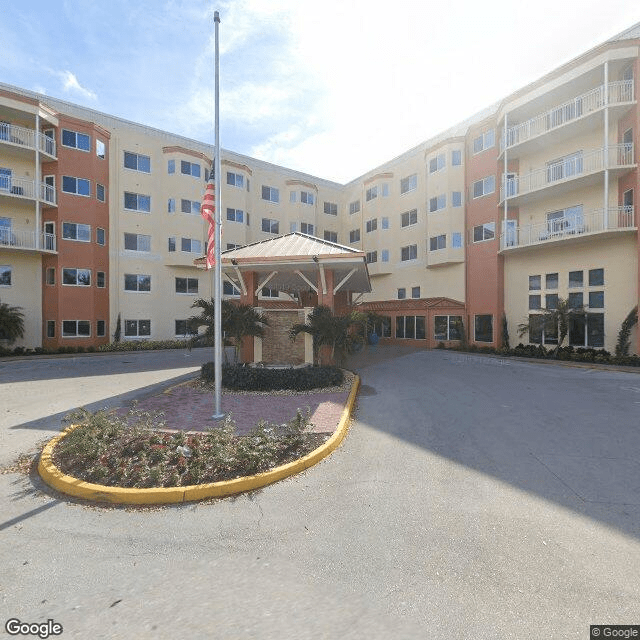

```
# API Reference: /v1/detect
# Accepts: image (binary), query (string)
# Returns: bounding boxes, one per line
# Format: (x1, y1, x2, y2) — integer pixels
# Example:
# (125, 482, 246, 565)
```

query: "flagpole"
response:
(212, 9, 224, 419)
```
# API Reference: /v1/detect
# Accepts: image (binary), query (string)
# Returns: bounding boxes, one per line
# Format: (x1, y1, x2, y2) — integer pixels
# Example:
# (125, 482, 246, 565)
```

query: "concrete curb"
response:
(37, 375, 360, 505)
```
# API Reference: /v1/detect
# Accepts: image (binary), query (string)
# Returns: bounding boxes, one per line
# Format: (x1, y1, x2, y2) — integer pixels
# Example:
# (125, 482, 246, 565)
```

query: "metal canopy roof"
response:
(215, 232, 372, 295)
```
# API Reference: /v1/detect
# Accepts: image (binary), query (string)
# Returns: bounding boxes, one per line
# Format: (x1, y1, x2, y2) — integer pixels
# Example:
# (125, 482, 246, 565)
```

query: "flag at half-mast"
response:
(200, 175, 216, 268)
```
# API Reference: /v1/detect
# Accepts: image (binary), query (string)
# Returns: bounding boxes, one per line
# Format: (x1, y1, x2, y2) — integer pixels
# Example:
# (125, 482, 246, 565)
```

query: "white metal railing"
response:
(500, 206, 635, 250)
(0, 122, 56, 157)
(40, 182, 57, 205)
(0, 175, 36, 199)
(0, 227, 56, 252)
(501, 80, 634, 151)
(500, 144, 635, 201)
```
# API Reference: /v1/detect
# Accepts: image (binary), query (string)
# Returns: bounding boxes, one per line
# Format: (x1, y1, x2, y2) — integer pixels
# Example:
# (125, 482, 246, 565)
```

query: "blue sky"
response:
(2, 0, 640, 183)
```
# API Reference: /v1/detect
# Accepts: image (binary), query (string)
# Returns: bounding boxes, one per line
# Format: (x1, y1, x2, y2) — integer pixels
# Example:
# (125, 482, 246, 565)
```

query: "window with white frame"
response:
(261, 185, 279, 203)
(175, 277, 198, 294)
(124, 274, 151, 292)
(181, 199, 200, 215)
(411, 286, 420, 299)
(95, 227, 105, 246)
(452, 191, 462, 207)
(62, 222, 91, 242)
(401, 244, 417, 261)
(226, 208, 244, 223)
(382, 183, 390, 197)
(290, 221, 298, 233)
(62, 176, 90, 197)
(301, 191, 314, 205)
(168, 237, 176, 252)
(400, 174, 417, 194)
(62, 129, 90, 151)
(62, 268, 91, 286)
(546, 151, 583, 182)
(366, 218, 377, 233)
(429, 194, 446, 213)
(398, 288, 406, 299)
(348, 229, 359, 243)
(472, 129, 495, 154)
(181, 237, 202, 253)
(62, 320, 91, 337)
(181, 161, 201, 178)
(124, 319, 151, 338)
(168, 198, 175, 213)
(396, 316, 426, 339)
(97, 272, 105, 288)
(473, 222, 495, 242)
(452, 232, 462, 248)
(124, 151, 150, 173)
(226, 171, 244, 187)
(168, 159, 175, 174)
(45, 267, 55, 285)
(349, 200, 360, 214)
(124, 192, 151, 213)
(324, 201, 338, 215)
(366, 186, 378, 201)
(261, 218, 279, 234)
(401, 209, 418, 227)
(381, 216, 389, 229)
(434, 316, 463, 341)
(324, 230, 338, 243)
(47, 321, 55, 338)
(124, 233, 151, 252)
(223, 281, 240, 296)
(366, 250, 377, 264)
(300, 222, 314, 235)
(261, 287, 279, 298)
(429, 153, 445, 173)
(429, 234, 446, 251)
(472, 175, 495, 199)
(96, 139, 106, 159)
(381, 249, 389, 262)
(96, 183, 105, 202)
(226, 242, 242, 250)
(0, 265, 11, 286)
(452, 150, 462, 166)
(175, 320, 198, 337)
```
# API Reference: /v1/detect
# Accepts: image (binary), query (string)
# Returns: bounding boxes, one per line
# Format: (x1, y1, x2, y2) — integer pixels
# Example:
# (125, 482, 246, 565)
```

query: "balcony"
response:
(0, 176, 57, 206)
(501, 80, 634, 154)
(426, 246, 465, 268)
(0, 227, 56, 253)
(0, 122, 56, 158)
(499, 206, 635, 252)
(500, 144, 635, 204)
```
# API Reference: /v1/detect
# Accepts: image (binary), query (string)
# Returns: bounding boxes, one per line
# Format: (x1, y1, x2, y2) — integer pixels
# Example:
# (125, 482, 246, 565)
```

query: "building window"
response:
(371, 316, 391, 337)
(429, 153, 445, 173)
(261, 185, 279, 203)
(124, 192, 151, 213)
(546, 205, 584, 235)
(62, 320, 91, 337)
(569, 270, 583, 288)
(261, 218, 279, 234)
(175, 277, 198, 294)
(168, 198, 175, 213)
(429, 235, 446, 251)
(381, 217, 389, 230)
(546, 273, 558, 289)
(366, 251, 377, 263)
(324, 201, 338, 216)
(124, 151, 151, 173)
(45, 267, 55, 285)
(226, 243, 242, 250)
(589, 268, 604, 287)
(223, 281, 240, 296)
(473, 129, 495, 154)
(290, 221, 298, 233)
(589, 291, 604, 309)
(546, 294, 558, 310)
(434, 316, 463, 341)
(226, 208, 244, 223)
(401, 209, 418, 227)
(0, 265, 11, 286)
(168, 159, 175, 174)
(175, 320, 197, 337)
(396, 316, 426, 339)
(569, 313, 604, 348)
(472, 175, 495, 199)
(300, 222, 314, 235)
(411, 286, 420, 299)
(62, 176, 90, 197)
(452, 150, 462, 166)
(429, 195, 446, 213)
(124, 274, 151, 292)
(47, 321, 55, 338)
(349, 229, 360, 243)
(180, 161, 200, 178)
(382, 184, 390, 197)
(397, 288, 406, 299)
(473, 222, 495, 242)
(452, 232, 462, 248)
(227, 171, 244, 188)
(381, 249, 389, 262)
(452, 191, 462, 207)
(401, 244, 417, 261)
(366, 218, 377, 233)
(97, 272, 106, 288)
(62, 268, 91, 286)
(400, 174, 417, 195)
(568, 292, 583, 308)
(181, 199, 200, 215)
(96, 139, 106, 159)
(97, 320, 106, 337)
(349, 200, 360, 215)
(124, 233, 151, 252)
(96, 184, 105, 202)
(62, 222, 91, 242)
(61, 129, 90, 151)
(261, 287, 279, 298)
(168, 237, 176, 252)
(300, 191, 314, 205)
(181, 238, 202, 253)
(474, 315, 493, 342)
(124, 319, 151, 338)
(529, 275, 541, 290)
(529, 295, 542, 310)
(324, 230, 338, 243)
(546, 151, 583, 182)
(366, 186, 378, 201)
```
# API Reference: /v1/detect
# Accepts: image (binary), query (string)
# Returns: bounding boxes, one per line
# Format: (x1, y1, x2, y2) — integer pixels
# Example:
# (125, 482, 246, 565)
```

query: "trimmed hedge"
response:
(0, 340, 204, 358)
(202, 363, 344, 391)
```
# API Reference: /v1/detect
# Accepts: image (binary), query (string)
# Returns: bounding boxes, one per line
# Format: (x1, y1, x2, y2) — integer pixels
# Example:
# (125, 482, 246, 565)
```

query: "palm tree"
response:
(0, 300, 25, 345)
(518, 297, 585, 358)
(188, 298, 268, 363)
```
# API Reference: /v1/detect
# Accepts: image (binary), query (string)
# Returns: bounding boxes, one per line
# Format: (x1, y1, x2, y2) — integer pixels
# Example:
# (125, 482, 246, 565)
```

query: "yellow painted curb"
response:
(38, 375, 360, 505)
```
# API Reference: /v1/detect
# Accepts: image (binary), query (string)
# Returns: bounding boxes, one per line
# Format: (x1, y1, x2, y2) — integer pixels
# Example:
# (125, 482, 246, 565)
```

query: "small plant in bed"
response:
(52, 404, 328, 488)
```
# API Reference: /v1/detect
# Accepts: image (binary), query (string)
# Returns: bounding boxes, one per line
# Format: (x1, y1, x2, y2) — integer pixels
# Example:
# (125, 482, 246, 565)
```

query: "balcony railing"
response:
(499, 206, 635, 250)
(501, 80, 634, 152)
(0, 122, 56, 157)
(500, 144, 635, 202)
(0, 227, 56, 253)
(0, 176, 57, 205)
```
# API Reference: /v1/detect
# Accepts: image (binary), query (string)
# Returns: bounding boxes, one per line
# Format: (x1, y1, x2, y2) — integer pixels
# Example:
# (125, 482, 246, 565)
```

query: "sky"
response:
(1, 0, 640, 184)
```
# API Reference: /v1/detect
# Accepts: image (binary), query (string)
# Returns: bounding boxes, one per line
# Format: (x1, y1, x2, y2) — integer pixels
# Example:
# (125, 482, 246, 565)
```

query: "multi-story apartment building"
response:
(1, 23, 638, 355)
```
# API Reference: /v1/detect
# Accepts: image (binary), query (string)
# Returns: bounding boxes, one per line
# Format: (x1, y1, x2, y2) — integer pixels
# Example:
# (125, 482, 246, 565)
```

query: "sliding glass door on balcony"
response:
(0, 168, 11, 192)
(545, 205, 584, 237)
(546, 152, 583, 183)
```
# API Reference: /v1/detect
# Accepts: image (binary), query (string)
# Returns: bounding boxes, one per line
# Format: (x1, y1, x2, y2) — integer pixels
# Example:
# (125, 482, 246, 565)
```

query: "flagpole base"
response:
(211, 412, 226, 420)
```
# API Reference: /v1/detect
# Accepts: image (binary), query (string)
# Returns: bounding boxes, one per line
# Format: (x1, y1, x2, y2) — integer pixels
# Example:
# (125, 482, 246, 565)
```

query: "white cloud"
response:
(59, 71, 97, 101)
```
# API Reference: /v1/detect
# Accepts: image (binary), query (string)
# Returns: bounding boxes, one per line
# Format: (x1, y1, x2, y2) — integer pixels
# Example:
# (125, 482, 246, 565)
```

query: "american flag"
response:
(200, 177, 216, 268)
